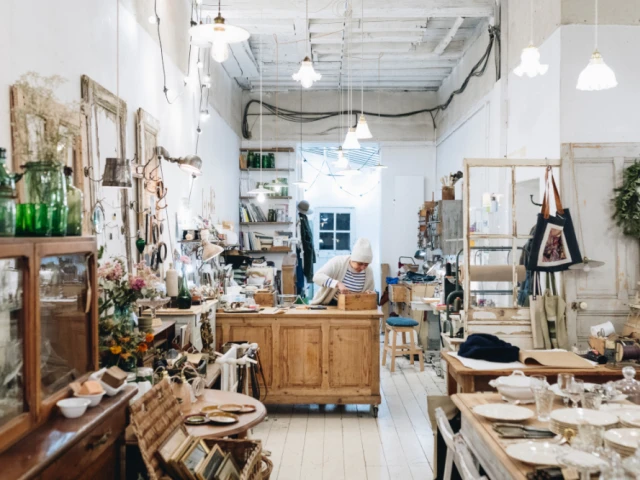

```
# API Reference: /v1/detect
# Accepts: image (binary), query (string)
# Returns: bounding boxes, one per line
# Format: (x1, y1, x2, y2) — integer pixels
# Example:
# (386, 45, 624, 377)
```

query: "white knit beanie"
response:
(351, 238, 373, 263)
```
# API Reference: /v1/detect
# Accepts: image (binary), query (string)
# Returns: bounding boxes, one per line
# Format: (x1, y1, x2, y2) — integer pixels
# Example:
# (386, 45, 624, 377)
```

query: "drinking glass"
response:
(534, 388, 554, 422)
(567, 379, 585, 408)
(530, 375, 548, 393)
(558, 373, 575, 406)
(574, 421, 605, 450)
(581, 392, 602, 410)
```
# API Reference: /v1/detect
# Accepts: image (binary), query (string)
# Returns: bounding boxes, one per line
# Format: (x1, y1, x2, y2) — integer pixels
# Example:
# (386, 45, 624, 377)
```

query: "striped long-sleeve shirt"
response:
(323, 268, 367, 299)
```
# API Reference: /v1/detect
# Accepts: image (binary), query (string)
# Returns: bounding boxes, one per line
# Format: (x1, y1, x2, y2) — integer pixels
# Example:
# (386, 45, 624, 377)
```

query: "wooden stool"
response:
(382, 317, 424, 372)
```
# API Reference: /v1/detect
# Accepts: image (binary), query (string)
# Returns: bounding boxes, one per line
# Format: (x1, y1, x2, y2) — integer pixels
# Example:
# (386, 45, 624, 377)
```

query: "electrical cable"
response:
(242, 25, 499, 139)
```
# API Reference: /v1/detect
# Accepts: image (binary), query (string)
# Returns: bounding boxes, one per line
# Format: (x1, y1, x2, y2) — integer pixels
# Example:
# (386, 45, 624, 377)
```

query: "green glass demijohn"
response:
(19, 161, 68, 236)
(64, 166, 83, 236)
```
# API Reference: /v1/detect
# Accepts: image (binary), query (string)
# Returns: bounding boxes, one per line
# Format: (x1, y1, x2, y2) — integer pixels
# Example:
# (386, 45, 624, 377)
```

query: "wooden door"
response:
(561, 144, 640, 347)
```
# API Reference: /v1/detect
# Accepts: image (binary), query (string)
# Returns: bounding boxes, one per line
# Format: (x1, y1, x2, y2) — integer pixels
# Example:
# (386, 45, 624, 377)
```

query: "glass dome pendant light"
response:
(577, 0, 617, 91)
(514, 0, 548, 78)
(355, 0, 373, 139)
(292, 0, 321, 88)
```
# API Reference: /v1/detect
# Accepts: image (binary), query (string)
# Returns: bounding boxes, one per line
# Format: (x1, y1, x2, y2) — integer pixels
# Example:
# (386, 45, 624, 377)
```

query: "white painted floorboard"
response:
(251, 354, 447, 480)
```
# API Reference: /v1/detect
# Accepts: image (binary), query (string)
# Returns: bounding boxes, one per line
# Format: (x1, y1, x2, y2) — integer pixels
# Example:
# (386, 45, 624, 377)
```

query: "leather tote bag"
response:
(529, 272, 551, 349)
(528, 167, 582, 272)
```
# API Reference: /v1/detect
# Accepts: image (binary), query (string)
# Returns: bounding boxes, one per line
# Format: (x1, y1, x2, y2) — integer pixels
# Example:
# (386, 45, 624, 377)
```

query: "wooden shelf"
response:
(240, 222, 292, 226)
(239, 250, 292, 254)
(240, 196, 292, 200)
(240, 147, 295, 153)
(240, 168, 295, 172)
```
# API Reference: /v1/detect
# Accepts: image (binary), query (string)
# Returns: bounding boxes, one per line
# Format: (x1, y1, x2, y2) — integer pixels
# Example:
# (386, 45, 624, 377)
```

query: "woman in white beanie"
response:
(310, 238, 375, 305)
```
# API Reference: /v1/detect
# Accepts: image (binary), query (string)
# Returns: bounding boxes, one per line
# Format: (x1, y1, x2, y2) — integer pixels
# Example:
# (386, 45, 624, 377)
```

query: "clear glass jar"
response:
(64, 167, 83, 236)
(0, 189, 16, 237)
(614, 366, 640, 405)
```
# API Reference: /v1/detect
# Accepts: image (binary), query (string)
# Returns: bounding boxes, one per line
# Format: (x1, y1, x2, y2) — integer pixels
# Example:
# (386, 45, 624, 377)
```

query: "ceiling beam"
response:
(432, 16, 464, 55)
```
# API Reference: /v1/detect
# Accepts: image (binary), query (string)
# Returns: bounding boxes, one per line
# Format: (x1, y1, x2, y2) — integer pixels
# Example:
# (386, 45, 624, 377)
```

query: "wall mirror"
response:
(81, 75, 133, 270)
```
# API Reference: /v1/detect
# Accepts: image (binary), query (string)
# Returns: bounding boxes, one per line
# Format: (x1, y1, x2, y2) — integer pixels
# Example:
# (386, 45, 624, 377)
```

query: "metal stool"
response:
(382, 317, 424, 372)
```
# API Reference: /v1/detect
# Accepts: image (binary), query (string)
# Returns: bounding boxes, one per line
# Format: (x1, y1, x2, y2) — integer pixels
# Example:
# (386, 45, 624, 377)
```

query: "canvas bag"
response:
(529, 272, 551, 349)
(528, 167, 582, 272)
(543, 272, 569, 350)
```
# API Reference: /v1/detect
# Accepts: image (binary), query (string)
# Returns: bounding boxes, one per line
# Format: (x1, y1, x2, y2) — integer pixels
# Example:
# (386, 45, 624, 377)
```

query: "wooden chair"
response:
(435, 407, 485, 480)
(435, 407, 457, 480)
(382, 317, 424, 372)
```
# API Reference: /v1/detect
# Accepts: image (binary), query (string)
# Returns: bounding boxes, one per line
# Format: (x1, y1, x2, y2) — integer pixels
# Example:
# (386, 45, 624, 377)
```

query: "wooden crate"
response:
(410, 284, 436, 301)
(388, 285, 410, 303)
(337, 293, 378, 311)
(254, 291, 275, 307)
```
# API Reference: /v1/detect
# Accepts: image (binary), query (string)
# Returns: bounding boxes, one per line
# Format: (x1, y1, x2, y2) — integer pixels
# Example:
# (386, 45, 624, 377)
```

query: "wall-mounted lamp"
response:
(155, 146, 202, 177)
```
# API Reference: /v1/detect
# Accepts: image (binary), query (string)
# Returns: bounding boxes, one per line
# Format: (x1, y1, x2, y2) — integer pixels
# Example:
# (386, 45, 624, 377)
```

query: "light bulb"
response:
(197, 60, 204, 69)
(576, 50, 617, 91)
(513, 45, 548, 78)
(200, 110, 210, 122)
(257, 193, 266, 203)
(148, 15, 157, 24)
(211, 41, 230, 63)
(583, 264, 591, 273)
(292, 56, 322, 89)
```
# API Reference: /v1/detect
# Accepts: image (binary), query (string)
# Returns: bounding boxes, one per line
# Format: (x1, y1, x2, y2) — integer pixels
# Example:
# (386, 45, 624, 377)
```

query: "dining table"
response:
(451, 392, 638, 480)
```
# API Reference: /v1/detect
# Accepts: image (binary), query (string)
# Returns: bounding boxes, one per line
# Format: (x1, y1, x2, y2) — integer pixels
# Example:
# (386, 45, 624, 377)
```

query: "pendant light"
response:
(577, 0, 617, 91)
(355, 0, 372, 139)
(248, 20, 270, 203)
(514, 0, 548, 78)
(292, 0, 321, 88)
(343, 128, 360, 150)
(103, 0, 132, 188)
(335, 147, 348, 168)
(189, 0, 250, 63)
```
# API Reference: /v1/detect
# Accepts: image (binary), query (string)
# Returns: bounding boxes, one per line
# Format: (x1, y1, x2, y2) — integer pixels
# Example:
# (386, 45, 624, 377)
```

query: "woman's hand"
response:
(336, 282, 351, 294)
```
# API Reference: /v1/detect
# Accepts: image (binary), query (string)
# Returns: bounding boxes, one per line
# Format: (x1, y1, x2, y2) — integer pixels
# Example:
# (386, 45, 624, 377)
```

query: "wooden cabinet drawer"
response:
(40, 408, 127, 480)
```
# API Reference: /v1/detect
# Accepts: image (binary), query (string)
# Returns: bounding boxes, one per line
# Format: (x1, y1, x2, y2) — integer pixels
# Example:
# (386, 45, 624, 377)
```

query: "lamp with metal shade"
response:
(155, 147, 203, 177)
(202, 242, 224, 262)
(102, 157, 133, 188)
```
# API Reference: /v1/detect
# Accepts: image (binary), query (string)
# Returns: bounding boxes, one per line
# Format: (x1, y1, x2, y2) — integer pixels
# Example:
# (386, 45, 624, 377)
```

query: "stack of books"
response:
(240, 231, 274, 251)
(157, 429, 242, 480)
(239, 203, 268, 223)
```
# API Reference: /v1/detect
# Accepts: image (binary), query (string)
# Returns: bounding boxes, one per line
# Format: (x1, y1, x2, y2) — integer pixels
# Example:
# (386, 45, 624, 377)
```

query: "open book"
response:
(519, 350, 595, 369)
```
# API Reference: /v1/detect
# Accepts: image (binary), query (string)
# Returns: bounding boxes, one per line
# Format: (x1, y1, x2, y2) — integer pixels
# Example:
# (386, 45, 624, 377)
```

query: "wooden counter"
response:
(443, 351, 623, 395)
(216, 307, 382, 411)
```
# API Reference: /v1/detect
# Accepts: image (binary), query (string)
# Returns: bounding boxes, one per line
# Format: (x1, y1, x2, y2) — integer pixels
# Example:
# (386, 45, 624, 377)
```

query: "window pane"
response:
(336, 233, 350, 250)
(40, 254, 90, 398)
(319, 232, 334, 250)
(319, 213, 334, 231)
(336, 213, 350, 231)
(0, 258, 26, 427)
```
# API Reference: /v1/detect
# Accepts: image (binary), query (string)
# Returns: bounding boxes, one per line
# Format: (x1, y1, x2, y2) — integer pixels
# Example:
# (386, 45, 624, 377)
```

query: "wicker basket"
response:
(202, 439, 263, 480)
(260, 454, 274, 479)
(130, 381, 264, 480)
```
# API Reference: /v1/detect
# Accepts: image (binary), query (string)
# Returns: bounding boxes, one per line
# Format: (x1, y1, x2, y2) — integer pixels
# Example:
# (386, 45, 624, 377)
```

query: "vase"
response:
(64, 167, 83, 236)
(177, 266, 192, 309)
(20, 161, 68, 236)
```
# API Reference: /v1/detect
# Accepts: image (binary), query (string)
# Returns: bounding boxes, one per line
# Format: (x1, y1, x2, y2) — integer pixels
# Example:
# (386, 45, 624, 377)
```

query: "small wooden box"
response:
(337, 293, 378, 311)
(388, 285, 410, 303)
(254, 291, 275, 307)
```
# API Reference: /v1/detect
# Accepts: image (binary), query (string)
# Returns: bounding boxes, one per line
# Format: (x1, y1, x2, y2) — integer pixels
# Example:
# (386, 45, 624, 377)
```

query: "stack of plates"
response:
(604, 428, 640, 457)
(549, 408, 618, 435)
(620, 410, 640, 428)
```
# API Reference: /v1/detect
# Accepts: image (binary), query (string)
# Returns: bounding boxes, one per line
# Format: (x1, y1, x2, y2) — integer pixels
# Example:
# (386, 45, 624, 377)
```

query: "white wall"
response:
(0, 0, 240, 267)
(380, 144, 436, 271)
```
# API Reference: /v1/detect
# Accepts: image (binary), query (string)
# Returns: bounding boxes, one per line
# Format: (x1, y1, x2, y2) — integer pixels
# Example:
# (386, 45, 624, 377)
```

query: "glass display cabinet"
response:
(0, 237, 97, 453)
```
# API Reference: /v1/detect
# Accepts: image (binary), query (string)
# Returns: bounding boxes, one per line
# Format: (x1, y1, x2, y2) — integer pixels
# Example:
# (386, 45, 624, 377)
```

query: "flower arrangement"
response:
(97, 259, 163, 370)
(613, 160, 640, 237)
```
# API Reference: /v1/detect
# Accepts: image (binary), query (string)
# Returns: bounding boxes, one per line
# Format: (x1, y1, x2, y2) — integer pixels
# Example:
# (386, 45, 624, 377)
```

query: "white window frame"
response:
(314, 207, 356, 258)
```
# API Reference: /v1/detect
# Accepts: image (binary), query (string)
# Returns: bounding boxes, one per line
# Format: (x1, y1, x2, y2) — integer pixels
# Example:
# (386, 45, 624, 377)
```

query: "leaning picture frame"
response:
(178, 439, 210, 480)
(195, 444, 225, 480)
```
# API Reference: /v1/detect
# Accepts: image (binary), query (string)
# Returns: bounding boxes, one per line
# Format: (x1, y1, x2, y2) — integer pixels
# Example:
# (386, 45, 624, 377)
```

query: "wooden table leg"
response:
(447, 367, 458, 396)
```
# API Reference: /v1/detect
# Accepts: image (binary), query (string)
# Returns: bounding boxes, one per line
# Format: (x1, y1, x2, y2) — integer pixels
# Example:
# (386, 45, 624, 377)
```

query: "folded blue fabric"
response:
(458, 333, 520, 363)
(386, 317, 419, 327)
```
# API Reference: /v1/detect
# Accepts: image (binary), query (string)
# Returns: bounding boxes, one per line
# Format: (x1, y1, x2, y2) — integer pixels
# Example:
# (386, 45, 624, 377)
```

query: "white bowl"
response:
(74, 391, 105, 407)
(489, 371, 535, 403)
(57, 398, 91, 418)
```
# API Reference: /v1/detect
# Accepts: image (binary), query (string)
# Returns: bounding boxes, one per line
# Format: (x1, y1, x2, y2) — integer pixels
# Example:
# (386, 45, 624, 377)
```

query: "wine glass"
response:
(567, 379, 585, 408)
(558, 373, 575, 406)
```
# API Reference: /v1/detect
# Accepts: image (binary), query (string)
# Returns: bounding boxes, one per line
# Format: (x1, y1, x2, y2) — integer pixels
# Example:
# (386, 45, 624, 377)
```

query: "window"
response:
(316, 208, 354, 255)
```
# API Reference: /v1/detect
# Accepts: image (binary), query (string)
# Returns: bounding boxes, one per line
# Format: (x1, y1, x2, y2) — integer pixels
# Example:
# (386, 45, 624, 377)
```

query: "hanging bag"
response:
(528, 167, 582, 272)
(529, 272, 551, 349)
(543, 272, 569, 350)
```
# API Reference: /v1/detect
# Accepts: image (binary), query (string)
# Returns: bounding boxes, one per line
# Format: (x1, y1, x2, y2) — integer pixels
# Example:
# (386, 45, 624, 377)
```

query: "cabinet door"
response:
(280, 326, 323, 388)
(0, 244, 34, 453)
(36, 239, 97, 414)
(329, 326, 372, 388)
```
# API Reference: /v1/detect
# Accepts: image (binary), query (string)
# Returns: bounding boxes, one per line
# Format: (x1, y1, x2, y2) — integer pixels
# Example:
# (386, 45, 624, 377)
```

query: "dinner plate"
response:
(600, 403, 640, 419)
(219, 404, 243, 413)
(472, 403, 534, 422)
(184, 414, 209, 425)
(505, 442, 567, 466)
(239, 404, 257, 414)
(557, 450, 609, 471)
(208, 412, 239, 424)
(550, 408, 618, 427)
(550, 383, 596, 398)
(620, 411, 640, 428)
(604, 428, 640, 450)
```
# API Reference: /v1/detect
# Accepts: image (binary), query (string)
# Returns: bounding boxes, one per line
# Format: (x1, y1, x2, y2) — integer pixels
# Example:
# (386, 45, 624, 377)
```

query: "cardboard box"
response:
(337, 293, 378, 311)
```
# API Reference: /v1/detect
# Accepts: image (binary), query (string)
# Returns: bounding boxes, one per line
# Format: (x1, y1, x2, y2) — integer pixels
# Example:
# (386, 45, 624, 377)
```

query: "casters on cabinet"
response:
(371, 405, 379, 418)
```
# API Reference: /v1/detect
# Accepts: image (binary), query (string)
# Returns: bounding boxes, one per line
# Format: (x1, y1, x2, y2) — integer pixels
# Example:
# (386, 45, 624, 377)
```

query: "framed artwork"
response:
(195, 444, 225, 480)
(178, 439, 210, 480)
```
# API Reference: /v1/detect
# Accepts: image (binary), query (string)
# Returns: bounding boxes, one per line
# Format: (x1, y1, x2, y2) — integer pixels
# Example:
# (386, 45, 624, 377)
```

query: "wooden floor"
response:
(252, 354, 447, 480)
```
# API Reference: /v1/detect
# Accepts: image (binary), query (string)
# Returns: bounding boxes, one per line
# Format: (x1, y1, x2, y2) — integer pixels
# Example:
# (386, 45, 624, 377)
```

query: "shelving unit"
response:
(240, 222, 292, 226)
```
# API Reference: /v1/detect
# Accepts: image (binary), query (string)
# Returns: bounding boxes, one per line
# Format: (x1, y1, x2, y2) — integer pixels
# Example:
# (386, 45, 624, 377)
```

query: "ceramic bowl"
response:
(74, 391, 105, 407)
(57, 398, 91, 418)
(489, 370, 535, 403)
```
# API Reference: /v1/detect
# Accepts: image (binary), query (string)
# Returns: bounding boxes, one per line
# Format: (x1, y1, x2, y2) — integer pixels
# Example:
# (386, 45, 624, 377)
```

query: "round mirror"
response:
(92, 203, 105, 234)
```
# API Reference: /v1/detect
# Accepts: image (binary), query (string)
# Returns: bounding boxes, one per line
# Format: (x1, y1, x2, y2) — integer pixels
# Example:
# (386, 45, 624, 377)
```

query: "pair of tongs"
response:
(492, 423, 555, 439)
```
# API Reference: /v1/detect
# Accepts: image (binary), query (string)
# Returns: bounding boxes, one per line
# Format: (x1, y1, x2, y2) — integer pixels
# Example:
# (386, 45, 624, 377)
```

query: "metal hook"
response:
(84, 165, 103, 183)
(530, 195, 542, 207)
(129, 200, 151, 215)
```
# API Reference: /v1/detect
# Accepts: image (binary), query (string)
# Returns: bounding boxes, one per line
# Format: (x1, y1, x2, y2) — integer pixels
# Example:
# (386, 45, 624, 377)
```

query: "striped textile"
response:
(332, 268, 366, 299)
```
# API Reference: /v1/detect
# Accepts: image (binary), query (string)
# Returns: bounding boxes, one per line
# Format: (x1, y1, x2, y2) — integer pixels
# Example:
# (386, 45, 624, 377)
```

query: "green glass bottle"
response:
(0, 148, 20, 237)
(20, 161, 67, 236)
(64, 167, 83, 236)
(177, 265, 192, 309)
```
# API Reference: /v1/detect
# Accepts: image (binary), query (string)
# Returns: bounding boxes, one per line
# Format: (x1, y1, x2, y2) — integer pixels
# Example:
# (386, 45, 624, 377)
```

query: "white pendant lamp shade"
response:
(190, 14, 249, 62)
(514, 45, 548, 78)
(342, 128, 360, 150)
(576, 50, 617, 91)
(355, 114, 373, 139)
(292, 57, 322, 89)
(335, 148, 348, 168)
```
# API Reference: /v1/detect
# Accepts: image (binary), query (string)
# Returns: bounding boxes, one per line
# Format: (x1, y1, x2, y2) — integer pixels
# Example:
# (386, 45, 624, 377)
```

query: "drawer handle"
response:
(87, 430, 112, 450)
